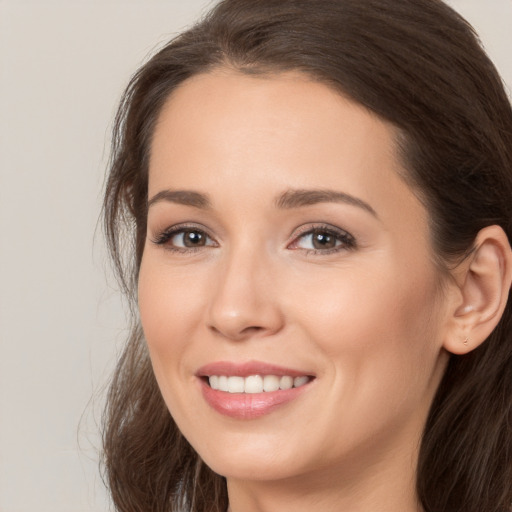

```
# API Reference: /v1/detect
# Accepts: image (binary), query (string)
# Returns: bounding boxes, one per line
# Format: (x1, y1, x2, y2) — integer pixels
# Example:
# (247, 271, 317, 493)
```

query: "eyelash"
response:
(289, 224, 356, 255)
(151, 223, 356, 255)
(151, 223, 216, 254)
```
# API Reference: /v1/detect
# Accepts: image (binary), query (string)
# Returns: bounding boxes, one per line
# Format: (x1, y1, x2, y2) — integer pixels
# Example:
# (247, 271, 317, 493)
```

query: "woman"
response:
(102, 0, 512, 511)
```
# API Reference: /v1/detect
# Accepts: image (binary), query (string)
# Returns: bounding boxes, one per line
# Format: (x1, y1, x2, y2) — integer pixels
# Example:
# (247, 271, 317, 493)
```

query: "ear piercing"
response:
(463, 337, 469, 346)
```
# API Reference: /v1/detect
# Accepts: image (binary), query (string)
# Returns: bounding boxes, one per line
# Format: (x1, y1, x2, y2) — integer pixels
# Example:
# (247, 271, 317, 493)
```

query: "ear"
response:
(443, 225, 512, 355)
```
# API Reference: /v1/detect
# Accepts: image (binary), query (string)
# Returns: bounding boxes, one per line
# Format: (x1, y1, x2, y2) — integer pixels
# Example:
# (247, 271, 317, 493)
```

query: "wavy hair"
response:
(102, 1, 512, 511)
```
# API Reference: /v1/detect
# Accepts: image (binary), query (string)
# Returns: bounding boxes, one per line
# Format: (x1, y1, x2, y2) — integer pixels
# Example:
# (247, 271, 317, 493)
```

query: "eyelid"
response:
(150, 222, 218, 250)
(287, 223, 356, 253)
(150, 221, 356, 255)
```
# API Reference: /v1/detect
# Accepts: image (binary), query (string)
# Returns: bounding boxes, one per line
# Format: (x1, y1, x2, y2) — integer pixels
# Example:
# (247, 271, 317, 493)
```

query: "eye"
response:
(172, 229, 209, 248)
(151, 226, 217, 252)
(289, 225, 356, 253)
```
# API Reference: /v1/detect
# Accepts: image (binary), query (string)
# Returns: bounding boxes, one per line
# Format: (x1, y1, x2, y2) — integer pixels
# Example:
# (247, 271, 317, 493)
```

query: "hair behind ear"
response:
(418, 226, 512, 511)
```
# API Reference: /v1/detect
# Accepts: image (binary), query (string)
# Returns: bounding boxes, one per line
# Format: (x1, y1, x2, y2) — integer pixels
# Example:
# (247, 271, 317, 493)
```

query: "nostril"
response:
(209, 324, 265, 341)
(241, 326, 264, 334)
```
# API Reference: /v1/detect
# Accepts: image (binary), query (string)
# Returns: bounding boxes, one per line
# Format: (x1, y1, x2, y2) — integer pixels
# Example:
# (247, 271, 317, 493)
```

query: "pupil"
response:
(184, 231, 204, 247)
(313, 231, 335, 249)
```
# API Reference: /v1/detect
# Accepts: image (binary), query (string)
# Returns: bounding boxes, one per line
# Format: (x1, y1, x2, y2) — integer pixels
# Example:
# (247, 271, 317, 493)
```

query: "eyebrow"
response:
(275, 189, 377, 217)
(147, 190, 212, 209)
(147, 187, 377, 217)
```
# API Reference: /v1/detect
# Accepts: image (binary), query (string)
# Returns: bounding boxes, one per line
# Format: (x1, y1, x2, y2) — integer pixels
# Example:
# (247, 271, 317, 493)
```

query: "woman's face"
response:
(138, 70, 451, 483)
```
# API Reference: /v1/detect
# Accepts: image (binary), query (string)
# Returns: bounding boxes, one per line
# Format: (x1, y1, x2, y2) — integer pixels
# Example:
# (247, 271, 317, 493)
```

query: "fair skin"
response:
(138, 69, 512, 512)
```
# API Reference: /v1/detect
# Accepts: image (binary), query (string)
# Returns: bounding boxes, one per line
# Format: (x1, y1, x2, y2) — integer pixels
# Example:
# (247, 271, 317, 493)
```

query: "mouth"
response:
(196, 361, 315, 419)
(206, 374, 313, 393)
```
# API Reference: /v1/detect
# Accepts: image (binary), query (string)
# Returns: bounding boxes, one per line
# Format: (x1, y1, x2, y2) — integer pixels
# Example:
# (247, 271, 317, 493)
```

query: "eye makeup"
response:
(150, 220, 356, 257)
(287, 223, 357, 255)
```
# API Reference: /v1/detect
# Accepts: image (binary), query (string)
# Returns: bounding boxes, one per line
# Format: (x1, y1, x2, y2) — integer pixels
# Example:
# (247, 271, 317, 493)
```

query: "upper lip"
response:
(196, 360, 315, 378)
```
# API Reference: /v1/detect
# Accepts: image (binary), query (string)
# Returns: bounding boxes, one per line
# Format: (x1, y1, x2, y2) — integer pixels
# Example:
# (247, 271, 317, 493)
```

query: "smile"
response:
(208, 374, 311, 393)
(197, 361, 315, 419)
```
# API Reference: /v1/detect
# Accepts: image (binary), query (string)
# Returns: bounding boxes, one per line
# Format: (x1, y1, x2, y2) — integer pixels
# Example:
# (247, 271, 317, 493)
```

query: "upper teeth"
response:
(208, 375, 310, 393)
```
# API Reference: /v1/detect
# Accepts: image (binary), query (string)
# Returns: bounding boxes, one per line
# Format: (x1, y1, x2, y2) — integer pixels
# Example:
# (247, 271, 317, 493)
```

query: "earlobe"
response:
(443, 225, 512, 355)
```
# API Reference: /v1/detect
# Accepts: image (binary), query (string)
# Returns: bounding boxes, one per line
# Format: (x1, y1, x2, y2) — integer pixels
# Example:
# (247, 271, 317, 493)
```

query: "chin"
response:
(182, 425, 311, 482)
(202, 450, 305, 482)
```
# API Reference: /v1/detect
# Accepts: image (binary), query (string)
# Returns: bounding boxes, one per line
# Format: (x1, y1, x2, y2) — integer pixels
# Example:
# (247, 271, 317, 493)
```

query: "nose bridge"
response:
(207, 236, 283, 340)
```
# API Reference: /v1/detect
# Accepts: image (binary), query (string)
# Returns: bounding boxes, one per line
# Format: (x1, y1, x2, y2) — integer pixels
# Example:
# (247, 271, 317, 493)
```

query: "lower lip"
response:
(200, 379, 311, 419)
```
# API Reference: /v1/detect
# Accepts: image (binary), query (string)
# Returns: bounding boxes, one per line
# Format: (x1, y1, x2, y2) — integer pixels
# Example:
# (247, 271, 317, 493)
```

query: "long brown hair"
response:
(102, 1, 512, 511)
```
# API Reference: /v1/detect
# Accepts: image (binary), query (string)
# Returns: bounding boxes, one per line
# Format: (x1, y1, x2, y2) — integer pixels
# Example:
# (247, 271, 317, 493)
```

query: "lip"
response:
(196, 360, 315, 420)
(196, 360, 313, 378)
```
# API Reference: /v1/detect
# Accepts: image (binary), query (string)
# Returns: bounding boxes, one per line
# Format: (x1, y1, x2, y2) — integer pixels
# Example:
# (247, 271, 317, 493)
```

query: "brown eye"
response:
(311, 230, 337, 249)
(290, 225, 356, 253)
(153, 227, 216, 250)
(180, 230, 207, 247)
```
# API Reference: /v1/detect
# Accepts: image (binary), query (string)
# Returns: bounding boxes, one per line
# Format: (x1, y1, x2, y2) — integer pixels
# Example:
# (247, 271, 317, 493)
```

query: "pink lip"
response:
(196, 360, 313, 378)
(196, 360, 315, 420)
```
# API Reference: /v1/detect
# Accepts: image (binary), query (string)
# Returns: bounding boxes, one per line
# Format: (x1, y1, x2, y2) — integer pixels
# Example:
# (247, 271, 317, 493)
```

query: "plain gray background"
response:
(0, 1, 510, 511)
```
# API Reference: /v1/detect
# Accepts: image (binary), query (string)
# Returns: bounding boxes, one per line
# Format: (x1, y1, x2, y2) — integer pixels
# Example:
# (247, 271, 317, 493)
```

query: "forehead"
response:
(148, 69, 426, 236)
(150, 70, 397, 185)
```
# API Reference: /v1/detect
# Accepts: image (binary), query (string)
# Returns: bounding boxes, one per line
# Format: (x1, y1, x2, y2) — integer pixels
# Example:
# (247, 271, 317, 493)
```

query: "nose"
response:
(206, 246, 284, 341)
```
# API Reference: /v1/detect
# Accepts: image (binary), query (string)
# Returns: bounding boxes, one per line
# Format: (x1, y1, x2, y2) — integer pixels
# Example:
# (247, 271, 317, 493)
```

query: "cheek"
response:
(137, 256, 208, 377)
(137, 256, 216, 432)
(290, 262, 437, 348)
(291, 269, 444, 464)
(289, 262, 443, 405)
